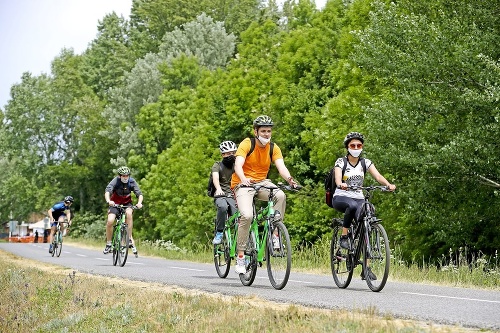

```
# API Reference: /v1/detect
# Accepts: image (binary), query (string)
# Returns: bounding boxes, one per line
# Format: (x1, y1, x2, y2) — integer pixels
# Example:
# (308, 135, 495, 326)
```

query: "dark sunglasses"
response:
(349, 143, 363, 149)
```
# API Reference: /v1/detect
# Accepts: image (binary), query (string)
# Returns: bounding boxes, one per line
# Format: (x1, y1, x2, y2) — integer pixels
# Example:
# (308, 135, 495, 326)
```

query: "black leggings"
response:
(331, 196, 364, 229)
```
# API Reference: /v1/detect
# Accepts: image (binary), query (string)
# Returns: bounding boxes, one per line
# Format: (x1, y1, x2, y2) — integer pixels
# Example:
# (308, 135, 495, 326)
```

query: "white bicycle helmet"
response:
(219, 141, 237, 153)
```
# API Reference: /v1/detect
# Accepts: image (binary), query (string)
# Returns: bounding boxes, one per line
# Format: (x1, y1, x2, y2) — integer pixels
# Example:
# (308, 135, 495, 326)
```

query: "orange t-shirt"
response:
(230, 138, 283, 188)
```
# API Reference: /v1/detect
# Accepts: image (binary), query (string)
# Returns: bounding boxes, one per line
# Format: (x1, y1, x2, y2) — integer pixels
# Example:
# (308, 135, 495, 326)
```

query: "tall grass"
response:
(0, 252, 485, 333)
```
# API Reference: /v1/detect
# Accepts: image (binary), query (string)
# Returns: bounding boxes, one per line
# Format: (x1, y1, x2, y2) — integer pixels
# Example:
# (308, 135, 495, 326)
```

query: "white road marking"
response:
(76, 254, 87, 257)
(170, 266, 205, 272)
(288, 279, 314, 284)
(400, 292, 500, 304)
(95, 258, 109, 261)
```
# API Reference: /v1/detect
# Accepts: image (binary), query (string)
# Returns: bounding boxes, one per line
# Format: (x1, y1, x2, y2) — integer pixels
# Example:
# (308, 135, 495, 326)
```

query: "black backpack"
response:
(207, 138, 275, 197)
(324, 157, 366, 207)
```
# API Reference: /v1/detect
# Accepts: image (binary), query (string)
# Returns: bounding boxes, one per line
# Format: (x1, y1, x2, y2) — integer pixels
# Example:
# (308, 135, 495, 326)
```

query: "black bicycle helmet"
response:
(253, 115, 274, 128)
(219, 141, 237, 153)
(64, 196, 74, 203)
(343, 132, 365, 148)
(117, 166, 131, 176)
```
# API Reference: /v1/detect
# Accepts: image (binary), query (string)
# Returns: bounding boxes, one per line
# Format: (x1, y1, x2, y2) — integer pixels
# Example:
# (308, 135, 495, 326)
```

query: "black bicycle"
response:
(330, 185, 391, 292)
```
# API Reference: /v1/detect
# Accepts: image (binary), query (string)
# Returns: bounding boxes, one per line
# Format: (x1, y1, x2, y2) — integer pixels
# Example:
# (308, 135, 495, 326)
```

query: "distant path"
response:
(1, 243, 499, 330)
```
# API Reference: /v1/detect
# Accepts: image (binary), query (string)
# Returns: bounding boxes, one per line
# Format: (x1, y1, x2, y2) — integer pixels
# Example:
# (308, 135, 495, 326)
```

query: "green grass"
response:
(0, 251, 488, 333)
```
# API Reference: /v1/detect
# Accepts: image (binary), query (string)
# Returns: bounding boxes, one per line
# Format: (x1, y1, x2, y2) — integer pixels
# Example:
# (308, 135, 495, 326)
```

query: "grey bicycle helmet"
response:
(219, 141, 237, 153)
(64, 196, 74, 203)
(253, 115, 274, 128)
(343, 132, 365, 148)
(117, 166, 131, 176)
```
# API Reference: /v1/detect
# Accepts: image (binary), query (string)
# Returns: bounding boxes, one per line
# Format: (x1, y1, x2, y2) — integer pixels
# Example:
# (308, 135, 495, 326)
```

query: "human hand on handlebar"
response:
(240, 177, 255, 186)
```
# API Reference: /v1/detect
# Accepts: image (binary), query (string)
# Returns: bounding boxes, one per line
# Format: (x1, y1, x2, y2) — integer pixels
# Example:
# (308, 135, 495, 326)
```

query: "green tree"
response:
(353, 0, 500, 259)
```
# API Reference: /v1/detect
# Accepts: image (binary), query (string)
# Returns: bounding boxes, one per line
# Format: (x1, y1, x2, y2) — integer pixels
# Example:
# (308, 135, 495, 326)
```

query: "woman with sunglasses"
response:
(332, 132, 396, 253)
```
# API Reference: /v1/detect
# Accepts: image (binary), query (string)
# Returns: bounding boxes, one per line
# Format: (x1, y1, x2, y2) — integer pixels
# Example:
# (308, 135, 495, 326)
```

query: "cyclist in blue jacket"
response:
(48, 196, 73, 253)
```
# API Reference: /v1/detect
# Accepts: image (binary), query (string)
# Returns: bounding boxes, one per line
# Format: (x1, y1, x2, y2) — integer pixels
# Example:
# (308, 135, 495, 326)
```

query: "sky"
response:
(0, 0, 327, 109)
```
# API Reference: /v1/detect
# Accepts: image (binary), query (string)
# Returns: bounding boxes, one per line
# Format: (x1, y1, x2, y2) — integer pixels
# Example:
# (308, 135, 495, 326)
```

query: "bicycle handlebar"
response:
(243, 182, 302, 192)
(111, 204, 140, 210)
(337, 185, 390, 192)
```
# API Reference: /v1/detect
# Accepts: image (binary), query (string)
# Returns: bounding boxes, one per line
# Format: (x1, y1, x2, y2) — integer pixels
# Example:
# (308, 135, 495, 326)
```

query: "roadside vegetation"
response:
(0, 250, 489, 333)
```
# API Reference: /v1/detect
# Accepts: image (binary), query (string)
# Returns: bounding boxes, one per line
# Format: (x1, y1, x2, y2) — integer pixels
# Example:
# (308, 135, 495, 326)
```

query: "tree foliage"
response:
(1, 0, 499, 262)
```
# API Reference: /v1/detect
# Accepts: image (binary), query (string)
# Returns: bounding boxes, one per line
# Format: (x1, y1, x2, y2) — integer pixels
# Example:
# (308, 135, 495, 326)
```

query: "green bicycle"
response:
(111, 205, 137, 267)
(213, 210, 240, 278)
(51, 220, 70, 257)
(239, 183, 300, 290)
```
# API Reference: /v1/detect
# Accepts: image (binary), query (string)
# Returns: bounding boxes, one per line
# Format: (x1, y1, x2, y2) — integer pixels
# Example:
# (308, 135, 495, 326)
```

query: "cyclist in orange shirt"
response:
(231, 115, 298, 274)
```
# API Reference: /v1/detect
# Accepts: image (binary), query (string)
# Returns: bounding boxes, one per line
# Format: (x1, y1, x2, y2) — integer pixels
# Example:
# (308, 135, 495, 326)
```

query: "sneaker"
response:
(235, 256, 246, 274)
(48, 244, 53, 253)
(103, 244, 112, 254)
(339, 235, 349, 249)
(361, 267, 377, 281)
(213, 232, 223, 245)
(131, 246, 138, 255)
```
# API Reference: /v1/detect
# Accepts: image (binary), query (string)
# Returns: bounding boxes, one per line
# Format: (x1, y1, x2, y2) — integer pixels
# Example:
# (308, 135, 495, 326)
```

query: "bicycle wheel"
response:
(118, 224, 129, 267)
(214, 230, 231, 278)
(55, 230, 63, 257)
(239, 230, 257, 286)
(265, 221, 292, 290)
(363, 223, 390, 292)
(112, 226, 119, 266)
(330, 222, 353, 288)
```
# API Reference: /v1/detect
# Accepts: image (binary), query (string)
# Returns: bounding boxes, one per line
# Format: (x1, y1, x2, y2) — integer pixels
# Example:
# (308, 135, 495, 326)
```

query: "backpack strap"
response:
(341, 156, 367, 180)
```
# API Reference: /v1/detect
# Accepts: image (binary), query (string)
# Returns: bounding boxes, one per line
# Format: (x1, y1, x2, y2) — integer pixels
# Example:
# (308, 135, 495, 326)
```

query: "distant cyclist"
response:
(104, 166, 143, 255)
(211, 140, 238, 245)
(231, 115, 298, 274)
(48, 196, 73, 254)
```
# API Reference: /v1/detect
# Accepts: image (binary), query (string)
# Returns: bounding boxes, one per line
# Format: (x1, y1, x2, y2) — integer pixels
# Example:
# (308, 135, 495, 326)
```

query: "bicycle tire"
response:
(55, 230, 63, 257)
(265, 221, 292, 290)
(112, 225, 119, 266)
(214, 230, 231, 278)
(330, 222, 353, 288)
(363, 223, 390, 292)
(118, 224, 129, 267)
(239, 230, 257, 286)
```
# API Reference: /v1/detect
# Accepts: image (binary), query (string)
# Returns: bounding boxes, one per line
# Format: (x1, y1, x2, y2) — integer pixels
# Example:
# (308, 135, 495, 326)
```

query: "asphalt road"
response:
(1, 242, 499, 330)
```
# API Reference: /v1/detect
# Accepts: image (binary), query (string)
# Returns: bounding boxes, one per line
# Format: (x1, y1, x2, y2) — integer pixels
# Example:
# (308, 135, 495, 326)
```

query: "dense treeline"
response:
(1, 0, 498, 262)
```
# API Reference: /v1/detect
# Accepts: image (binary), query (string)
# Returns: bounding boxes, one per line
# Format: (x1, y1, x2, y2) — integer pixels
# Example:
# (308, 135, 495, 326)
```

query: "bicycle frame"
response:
(225, 210, 240, 258)
(249, 199, 274, 263)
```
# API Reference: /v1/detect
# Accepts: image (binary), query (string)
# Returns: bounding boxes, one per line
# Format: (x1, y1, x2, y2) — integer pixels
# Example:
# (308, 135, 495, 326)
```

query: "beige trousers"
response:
(235, 180, 286, 252)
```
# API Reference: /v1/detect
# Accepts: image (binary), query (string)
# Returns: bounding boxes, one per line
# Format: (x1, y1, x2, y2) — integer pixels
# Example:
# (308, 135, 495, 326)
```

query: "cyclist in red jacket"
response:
(103, 166, 143, 255)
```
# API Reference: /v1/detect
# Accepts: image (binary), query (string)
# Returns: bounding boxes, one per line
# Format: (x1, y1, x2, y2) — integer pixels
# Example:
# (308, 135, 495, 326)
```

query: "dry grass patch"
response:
(0, 250, 490, 333)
